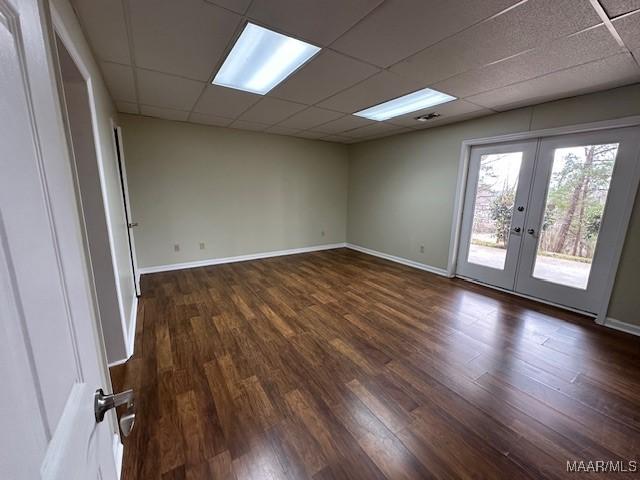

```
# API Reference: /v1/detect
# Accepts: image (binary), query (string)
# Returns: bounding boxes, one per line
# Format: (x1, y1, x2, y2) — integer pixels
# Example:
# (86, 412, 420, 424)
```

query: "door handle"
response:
(527, 228, 536, 235)
(128, 222, 138, 228)
(94, 388, 136, 437)
(512, 227, 521, 233)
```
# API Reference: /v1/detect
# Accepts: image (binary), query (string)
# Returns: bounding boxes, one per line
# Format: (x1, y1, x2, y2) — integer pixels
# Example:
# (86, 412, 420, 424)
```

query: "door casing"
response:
(456, 140, 538, 290)
(449, 115, 640, 323)
(514, 127, 640, 314)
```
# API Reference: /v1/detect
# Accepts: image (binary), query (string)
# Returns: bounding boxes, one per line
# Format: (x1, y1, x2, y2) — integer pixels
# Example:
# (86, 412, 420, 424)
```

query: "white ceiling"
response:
(71, 0, 640, 144)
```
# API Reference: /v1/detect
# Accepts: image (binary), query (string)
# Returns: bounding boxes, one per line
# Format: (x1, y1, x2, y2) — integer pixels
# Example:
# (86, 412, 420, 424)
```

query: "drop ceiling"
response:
(71, 0, 640, 144)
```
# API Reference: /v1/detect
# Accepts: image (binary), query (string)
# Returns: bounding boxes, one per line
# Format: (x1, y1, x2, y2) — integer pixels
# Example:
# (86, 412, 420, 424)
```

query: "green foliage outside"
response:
(472, 145, 617, 261)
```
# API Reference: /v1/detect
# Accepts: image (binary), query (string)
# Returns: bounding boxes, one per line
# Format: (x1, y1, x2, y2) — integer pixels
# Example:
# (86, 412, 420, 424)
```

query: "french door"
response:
(457, 127, 640, 314)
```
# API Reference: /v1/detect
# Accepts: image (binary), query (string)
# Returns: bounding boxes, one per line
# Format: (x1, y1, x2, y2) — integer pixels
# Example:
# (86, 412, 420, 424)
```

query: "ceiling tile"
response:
(269, 50, 379, 105)
(294, 130, 327, 139)
(116, 101, 139, 114)
(433, 25, 624, 98)
(317, 70, 423, 113)
(238, 97, 307, 124)
(70, 0, 131, 64)
(345, 122, 411, 138)
(411, 108, 493, 130)
(321, 134, 357, 143)
(140, 105, 190, 121)
(203, 0, 252, 14)
(332, 0, 519, 68)
(600, 0, 640, 17)
(466, 53, 640, 111)
(189, 112, 234, 127)
(229, 120, 270, 131)
(264, 125, 303, 135)
(193, 85, 261, 118)
(129, 0, 241, 81)
(247, 0, 384, 46)
(136, 69, 204, 111)
(313, 115, 374, 134)
(386, 99, 487, 127)
(390, 0, 601, 85)
(614, 10, 640, 57)
(100, 62, 137, 103)
(276, 107, 343, 130)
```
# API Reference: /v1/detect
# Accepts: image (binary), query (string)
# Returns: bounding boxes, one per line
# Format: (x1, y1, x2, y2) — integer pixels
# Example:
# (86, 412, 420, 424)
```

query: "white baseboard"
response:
(113, 433, 123, 479)
(346, 243, 449, 277)
(138, 243, 347, 275)
(602, 317, 640, 337)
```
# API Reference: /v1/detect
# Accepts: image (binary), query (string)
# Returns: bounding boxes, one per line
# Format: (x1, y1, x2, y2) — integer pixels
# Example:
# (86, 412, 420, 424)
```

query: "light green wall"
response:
(120, 115, 349, 268)
(347, 84, 640, 325)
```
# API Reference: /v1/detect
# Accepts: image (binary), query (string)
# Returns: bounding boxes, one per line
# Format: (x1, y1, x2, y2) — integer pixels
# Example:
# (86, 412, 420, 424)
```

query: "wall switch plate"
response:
(420, 245, 425, 253)
(174, 244, 180, 252)
(321, 230, 325, 237)
(199, 242, 205, 250)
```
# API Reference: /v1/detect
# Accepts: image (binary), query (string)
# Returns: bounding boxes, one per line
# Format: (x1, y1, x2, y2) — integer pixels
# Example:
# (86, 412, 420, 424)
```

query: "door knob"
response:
(512, 227, 521, 233)
(527, 228, 535, 235)
(517, 206, 524, 212)
(95, 388, 136, 437)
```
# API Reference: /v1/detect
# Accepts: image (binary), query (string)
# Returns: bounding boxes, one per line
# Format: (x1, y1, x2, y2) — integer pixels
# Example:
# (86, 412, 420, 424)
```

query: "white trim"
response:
(107, 357, 128, 368)
(447, 114, 640, 319)
(52, 11, 130, 372)
(459, 115, 640, 148)
(138, 243, 347, 274)
(112, 434, 123, 480)
(112, 123, 140, 297)
(346, 243, 449, 277)
(126, 294, 137, 358)
(601, 317, 640, 337)
(447, 141, 471, 277)
(107, 295, 138, 367)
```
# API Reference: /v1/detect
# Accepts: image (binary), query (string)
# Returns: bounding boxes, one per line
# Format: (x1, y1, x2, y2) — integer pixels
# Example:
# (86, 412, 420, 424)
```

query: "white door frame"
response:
(456, 140, 538, 290)
(52, 5, 133, 362)
(112, 123, 141, 297)
(448, 114, 640, 323)
(515, 127, 640, 314)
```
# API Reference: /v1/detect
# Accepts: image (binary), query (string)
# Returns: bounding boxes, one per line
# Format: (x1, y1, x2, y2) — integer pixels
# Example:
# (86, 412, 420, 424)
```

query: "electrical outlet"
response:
(420, 245, 425, 253)
(199, 242, 205, 250)
(174, 244, 180, 252)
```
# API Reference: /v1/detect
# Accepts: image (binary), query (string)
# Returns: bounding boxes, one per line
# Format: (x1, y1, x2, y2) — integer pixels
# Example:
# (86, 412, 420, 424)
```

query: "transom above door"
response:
(456, 126, 640, 314)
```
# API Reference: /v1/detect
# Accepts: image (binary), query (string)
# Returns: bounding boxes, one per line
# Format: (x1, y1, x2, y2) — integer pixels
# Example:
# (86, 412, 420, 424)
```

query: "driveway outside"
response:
(468, 244, 591, 289)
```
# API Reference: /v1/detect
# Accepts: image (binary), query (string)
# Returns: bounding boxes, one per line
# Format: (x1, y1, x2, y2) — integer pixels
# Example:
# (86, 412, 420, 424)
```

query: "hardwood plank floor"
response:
(111, 248, 640, 479)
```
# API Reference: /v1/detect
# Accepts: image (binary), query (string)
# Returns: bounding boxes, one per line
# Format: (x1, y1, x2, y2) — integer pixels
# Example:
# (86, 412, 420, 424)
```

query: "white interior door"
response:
(515, 127, 640, 313)
(456, 140, 538, 289)
(1, 0, 119, 478)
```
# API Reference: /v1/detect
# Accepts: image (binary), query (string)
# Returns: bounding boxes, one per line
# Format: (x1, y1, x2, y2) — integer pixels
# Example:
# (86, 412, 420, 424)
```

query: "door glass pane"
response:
(533, 143, 618, 289)
(468, 152, 523, 270)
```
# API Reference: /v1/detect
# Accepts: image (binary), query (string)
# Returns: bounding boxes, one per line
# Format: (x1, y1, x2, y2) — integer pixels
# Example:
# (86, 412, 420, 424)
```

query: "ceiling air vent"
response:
(415, 113, 441, 122)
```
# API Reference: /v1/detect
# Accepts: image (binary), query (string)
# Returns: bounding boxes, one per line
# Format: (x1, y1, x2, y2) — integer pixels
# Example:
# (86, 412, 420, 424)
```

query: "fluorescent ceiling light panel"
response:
(354, 88, 456, 121)
(213, 23, 320, 95)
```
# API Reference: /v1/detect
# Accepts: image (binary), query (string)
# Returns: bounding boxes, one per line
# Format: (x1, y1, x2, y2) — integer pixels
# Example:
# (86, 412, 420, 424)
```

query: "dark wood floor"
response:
(111, 248, 640, 479)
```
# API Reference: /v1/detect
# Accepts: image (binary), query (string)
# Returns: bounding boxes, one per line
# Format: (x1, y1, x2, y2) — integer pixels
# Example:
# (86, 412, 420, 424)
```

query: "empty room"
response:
(3, 0, 640, 479)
